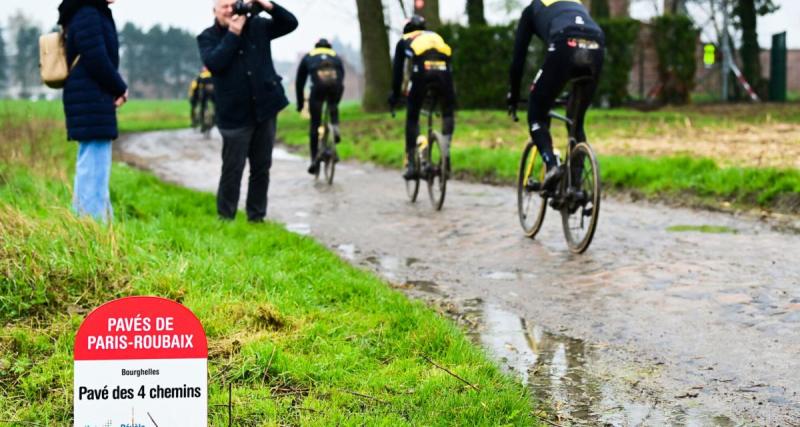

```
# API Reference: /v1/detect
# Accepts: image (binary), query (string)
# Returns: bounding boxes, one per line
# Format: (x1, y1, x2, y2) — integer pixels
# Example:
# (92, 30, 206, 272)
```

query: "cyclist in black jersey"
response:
(189, 67, 214, 128)
(295, 38, 345, 175)
(388, 15, 457, 180)
(508, 0, 605, 191)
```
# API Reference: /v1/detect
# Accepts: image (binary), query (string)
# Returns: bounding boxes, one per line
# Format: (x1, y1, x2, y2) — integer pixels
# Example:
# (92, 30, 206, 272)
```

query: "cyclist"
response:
(189, 67, 214, 128)
(507, 0, 605, 191)
(388, 15, 456, 180)
(295, 38, 345, 175)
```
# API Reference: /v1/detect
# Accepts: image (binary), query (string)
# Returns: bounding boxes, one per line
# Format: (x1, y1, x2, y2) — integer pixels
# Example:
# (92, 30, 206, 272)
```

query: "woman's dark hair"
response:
(58, 0, 112, 27)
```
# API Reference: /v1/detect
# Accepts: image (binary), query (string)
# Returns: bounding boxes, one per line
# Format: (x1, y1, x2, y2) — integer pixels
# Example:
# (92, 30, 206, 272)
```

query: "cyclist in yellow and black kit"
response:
(388, 15, 456, 180)
(508, 0, 605, 191)
(189, 67, 214, 127)
(295, 38, 345, 175)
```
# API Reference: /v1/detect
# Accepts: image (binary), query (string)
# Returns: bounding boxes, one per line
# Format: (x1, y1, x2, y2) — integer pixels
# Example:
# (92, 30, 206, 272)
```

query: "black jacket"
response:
(295, 48, 345, 102)
(197, 3, 297, 129)
(62, 5, 127, 141)
(390, 31, 452, 98)
(509, 1, 604, 98)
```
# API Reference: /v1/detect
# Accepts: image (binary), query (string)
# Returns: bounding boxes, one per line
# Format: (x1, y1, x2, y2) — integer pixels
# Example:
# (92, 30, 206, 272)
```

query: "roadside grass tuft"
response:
(0, 102, 537, 425)
(666, 224, 738, 234)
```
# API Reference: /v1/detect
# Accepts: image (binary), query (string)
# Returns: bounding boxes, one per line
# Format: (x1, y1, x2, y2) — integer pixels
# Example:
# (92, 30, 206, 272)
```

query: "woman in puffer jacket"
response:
(58, 0, 128, 221)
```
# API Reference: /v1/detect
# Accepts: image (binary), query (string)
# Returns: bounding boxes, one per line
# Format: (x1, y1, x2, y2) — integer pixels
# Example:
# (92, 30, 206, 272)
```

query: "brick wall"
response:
(626, 23, 800, 99)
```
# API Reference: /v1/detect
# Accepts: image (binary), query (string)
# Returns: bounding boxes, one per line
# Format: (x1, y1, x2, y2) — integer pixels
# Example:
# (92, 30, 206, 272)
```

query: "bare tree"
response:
(466, 0, 487, 25)
(414, 0, 442, 29)
(356, 0, 393, 111)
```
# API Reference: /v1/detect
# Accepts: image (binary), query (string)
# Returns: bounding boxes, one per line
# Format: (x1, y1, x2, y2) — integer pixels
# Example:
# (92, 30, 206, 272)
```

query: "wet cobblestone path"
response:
(119, 130, 800, 425)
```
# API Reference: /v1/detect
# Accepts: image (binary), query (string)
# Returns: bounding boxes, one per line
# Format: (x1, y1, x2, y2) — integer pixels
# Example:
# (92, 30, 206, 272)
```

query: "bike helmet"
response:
(403, 15, 426, 34)
(315, 38, 332, 49)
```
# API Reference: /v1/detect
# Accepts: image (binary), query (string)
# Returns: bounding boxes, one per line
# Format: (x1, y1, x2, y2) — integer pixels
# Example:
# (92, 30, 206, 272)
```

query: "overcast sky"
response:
(3, 0, 798, 62)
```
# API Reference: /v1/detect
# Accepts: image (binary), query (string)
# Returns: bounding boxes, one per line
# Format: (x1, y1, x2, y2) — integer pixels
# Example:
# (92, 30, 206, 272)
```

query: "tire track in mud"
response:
(117, 130, 800, 426)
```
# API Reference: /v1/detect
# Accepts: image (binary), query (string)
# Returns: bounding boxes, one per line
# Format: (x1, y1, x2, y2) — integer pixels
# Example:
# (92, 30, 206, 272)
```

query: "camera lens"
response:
(232, 0, 263, 16)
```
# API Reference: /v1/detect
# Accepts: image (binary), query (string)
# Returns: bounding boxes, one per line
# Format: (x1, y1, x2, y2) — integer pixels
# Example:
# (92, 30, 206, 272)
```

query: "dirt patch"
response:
(595, 122, 800, 169)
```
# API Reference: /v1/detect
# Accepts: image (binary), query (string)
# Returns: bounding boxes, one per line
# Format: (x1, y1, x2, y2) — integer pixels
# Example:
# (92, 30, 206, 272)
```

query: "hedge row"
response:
(439, 15, 697, 109)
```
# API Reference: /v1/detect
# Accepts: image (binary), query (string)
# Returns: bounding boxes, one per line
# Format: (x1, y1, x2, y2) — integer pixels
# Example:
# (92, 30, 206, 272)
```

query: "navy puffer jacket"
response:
(62, 6, 127, 141)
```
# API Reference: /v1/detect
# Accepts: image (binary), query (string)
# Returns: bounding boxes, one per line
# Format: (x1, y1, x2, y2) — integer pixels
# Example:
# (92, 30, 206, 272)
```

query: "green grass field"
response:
(280, 103, 800, 213)
(0, 101, 537, 425)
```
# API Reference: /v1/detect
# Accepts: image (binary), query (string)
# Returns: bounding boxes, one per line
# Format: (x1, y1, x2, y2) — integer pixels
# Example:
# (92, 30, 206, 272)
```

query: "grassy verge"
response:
(0, 103, 536, 424)
(0, 99, 189, 134)
(280, 103, 800, 213)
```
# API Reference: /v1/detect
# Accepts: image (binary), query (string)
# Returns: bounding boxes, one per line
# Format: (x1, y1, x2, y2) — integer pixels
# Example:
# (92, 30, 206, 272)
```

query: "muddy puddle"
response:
(117, 130, 800, 425)
(467, 300, 738, 426)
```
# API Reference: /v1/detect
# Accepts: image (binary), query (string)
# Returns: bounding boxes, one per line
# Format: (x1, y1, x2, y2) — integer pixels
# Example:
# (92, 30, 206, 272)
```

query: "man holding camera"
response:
(198, 0, 297, 222)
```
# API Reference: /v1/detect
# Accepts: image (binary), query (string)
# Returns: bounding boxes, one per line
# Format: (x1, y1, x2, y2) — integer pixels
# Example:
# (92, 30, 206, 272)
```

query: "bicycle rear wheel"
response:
(322, 124, 336, 185)
(426, 132, 447, 211)
(561, 142, 601, 254)
(517, 141, 547, 238)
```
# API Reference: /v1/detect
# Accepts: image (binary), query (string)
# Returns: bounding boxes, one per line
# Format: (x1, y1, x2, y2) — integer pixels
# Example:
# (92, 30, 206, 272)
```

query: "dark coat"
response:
(197, 3, 297, 130)
(62, 6, 127, 141)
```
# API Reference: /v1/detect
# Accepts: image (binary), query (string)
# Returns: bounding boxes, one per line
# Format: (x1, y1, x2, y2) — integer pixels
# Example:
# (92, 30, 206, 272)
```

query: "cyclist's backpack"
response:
(315, 57, 339, 86)
(39, 30, 79, 89)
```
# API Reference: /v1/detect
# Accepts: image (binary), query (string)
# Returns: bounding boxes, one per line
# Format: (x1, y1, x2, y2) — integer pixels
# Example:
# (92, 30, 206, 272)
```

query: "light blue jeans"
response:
(73, 141, 113, 222)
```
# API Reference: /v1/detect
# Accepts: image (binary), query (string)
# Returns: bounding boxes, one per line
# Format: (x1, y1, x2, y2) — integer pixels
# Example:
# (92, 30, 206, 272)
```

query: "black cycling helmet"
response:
(403, 15, 426, 34)
(315, 38, 332, 49)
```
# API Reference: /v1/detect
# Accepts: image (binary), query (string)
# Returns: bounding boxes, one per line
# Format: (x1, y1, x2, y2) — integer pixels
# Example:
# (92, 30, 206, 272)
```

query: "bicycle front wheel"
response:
(561, 142, 601, 254)
(426, 132, 447, 211)
(517, 141, 547, 238)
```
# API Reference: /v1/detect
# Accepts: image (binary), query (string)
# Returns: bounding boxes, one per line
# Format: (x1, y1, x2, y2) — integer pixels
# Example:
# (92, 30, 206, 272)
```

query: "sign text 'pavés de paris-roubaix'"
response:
(74, 296, 208, 426)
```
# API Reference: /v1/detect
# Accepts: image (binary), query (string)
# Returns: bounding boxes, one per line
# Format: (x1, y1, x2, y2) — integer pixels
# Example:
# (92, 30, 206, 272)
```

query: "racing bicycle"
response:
(511, 93, 601, 254)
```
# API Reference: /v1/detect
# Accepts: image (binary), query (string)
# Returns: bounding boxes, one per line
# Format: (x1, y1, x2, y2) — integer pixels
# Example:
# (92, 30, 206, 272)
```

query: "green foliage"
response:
(596, 18, 640, 107)
(439, 24, 532, 109)
(590, 0, 611, 19)
(652, 14, 698, 105)
(119, 23, 202, 99)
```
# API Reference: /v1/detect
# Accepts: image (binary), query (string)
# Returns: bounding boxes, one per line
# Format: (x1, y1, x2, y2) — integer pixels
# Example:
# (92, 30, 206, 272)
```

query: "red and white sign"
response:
(74, 296, 208, 426)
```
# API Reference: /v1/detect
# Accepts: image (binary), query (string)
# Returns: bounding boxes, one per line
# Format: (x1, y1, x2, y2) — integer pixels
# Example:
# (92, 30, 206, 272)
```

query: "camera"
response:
(232, 0, 264, 16)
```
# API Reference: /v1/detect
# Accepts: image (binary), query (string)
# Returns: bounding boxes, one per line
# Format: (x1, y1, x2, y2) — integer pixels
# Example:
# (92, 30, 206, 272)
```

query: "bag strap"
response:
(61, 26, 80, 71)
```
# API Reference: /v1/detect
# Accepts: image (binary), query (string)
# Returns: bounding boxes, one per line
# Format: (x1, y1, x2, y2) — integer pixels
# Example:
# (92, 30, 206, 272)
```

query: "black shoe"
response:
(332, 125, 341, 143)
(542, 165, 563, 192)
(525, 178, 542, 192)
(403, 163, 417, 180)
(307, 162, 320, 175)
(248, 217, 265, 224)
